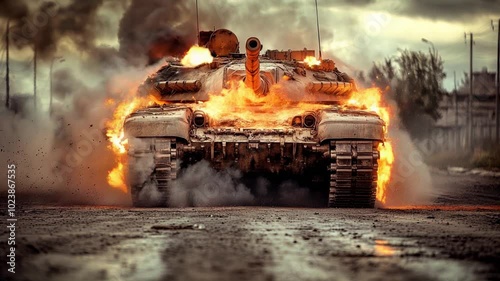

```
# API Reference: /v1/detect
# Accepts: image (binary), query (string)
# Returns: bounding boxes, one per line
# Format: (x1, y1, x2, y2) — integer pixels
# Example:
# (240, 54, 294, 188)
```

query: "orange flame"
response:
(303, 56, 321, 67)
(107, 162, 127, 192)
(104, 64, 393, 204)
(105, 94, 157, 193)
(346, 88, 394, 205)
(195, 81, 328, 128)
(181, 45, 214, 67)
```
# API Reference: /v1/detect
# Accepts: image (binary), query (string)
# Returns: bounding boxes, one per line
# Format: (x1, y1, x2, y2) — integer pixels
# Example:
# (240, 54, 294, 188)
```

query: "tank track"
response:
(153, 138, 178, 203)
(328, 141, 379, 208)
(131, 137, 178, 207)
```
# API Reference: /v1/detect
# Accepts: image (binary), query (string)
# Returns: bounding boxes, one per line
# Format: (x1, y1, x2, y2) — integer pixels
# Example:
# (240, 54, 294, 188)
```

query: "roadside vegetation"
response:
(425, 143, 500, 170)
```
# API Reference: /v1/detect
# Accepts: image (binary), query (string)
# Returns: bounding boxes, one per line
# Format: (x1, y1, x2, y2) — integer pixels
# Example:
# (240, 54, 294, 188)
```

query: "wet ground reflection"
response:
(374, 239, 396, 256)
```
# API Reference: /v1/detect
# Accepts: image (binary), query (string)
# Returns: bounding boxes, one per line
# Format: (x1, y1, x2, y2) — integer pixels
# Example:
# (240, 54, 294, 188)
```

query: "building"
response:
(432, 68, 497, 151)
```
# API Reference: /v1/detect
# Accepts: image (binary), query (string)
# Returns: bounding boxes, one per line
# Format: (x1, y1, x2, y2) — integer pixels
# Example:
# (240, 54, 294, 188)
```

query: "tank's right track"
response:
(153, 138, 178, 203)
(131, 137, 178, 207)
(328, 141, 379, 208)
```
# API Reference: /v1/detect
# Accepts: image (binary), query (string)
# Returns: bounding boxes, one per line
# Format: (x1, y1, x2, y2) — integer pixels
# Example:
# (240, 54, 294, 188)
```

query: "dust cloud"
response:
(166, 160, 320, 207)
(0, 58, 161, 205)
(169, 160, 253, 207)
(379, 101, 434, 207)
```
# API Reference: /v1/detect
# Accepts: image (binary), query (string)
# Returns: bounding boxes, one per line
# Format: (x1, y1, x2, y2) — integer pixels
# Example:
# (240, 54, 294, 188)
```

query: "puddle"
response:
(21, 236, 169, 281)
(374, 239, 396, 257)
(404, 259, 486, 281)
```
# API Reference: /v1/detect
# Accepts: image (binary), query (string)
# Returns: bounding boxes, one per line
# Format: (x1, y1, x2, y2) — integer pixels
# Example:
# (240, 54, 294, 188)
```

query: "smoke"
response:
(379, 99, 434, 207)
(3, 1, 106, 60)
(118, 0, 198, 65)
(0, 51, 162, 205)
(165, 160, 319, 207)
(0, 0, 29, 19)
(168, 160, 253, 207)
(126, 138, 162, 207)
(384, 128, 434, 206)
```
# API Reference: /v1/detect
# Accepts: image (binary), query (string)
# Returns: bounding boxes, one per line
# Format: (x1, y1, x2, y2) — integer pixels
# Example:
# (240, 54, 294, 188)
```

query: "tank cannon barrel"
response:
(245, 37, 263, 94)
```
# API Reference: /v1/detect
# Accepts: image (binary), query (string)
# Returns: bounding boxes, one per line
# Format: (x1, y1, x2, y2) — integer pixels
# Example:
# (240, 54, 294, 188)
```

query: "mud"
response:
(1, 172, 499, 281)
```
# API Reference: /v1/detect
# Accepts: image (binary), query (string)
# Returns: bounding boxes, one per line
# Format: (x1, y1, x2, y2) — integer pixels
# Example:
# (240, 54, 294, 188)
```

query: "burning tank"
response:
(123, 29, 385, 208)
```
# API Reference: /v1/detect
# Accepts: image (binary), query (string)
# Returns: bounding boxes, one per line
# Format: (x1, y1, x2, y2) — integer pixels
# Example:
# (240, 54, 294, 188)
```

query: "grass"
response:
(425, 144, 500, 170)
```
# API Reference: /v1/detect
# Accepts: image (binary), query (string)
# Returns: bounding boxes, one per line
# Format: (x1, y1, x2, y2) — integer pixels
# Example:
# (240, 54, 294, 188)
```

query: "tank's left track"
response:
(129, 138, 178, 207)
(328, 140, 379, 208)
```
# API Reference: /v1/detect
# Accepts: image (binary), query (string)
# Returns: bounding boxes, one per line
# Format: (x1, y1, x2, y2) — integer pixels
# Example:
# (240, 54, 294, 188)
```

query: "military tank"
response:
(124, 29, 385, 208)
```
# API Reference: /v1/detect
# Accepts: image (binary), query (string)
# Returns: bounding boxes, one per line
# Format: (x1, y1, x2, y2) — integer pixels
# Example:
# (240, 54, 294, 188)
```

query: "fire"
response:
(106, 98, 144, 155)
(104, 63, 393, 204)
(345, 88, 394, 205)
(181, 45, 214, 67)
(107, 163, 127, 193)
(195, 81, 327, 128)
(105, 94, 157, 193)
(303, 56, 321, 67)
(377, 141, 394, 204)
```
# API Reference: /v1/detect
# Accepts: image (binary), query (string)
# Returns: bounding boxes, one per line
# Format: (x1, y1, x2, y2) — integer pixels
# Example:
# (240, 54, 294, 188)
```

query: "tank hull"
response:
(124, 106, 383, 208)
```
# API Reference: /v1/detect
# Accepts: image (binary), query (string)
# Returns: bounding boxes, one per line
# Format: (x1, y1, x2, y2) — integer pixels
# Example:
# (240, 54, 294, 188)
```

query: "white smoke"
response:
(169, 160, 254, 207)
(380, 100, 435, 207)
(0, 52, 163, 206)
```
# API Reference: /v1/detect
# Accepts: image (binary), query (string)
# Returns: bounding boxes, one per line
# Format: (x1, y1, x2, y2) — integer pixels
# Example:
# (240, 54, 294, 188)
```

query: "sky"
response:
(1, 0, 500, 94)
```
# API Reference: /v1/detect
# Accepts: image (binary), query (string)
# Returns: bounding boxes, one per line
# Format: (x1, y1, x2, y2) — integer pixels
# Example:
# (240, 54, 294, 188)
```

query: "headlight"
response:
(193, 111, 207, 127)
(303, 114, 316, 128)
(292, 116, 302, 127)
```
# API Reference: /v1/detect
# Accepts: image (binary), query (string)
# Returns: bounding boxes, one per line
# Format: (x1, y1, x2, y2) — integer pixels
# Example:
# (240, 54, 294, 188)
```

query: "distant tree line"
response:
(357, 49, 447, 139)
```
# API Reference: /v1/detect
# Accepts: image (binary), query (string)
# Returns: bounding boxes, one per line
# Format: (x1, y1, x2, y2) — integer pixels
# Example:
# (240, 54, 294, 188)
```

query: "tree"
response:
(369, 49, 447, 139)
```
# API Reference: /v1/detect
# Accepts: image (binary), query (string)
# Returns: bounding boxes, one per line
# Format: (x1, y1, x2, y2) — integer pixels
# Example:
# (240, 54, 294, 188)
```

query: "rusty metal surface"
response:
(317, 110, 385, 142)
(206, 28, 239, 57)
(245, 37, 264, 94)
(306, 81, 354, 95)
(155, 80, 201, 93)
(328, 140, 379, 207)
(124, 107, 192, 141)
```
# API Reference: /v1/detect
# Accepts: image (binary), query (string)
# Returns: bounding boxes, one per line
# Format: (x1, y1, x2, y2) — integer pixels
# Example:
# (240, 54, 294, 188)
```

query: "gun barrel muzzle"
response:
(245, 37, 263, 94)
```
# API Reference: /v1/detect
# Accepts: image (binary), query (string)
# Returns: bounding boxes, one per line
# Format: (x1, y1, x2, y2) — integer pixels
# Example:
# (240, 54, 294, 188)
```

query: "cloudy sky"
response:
(1, 0, 500, 93)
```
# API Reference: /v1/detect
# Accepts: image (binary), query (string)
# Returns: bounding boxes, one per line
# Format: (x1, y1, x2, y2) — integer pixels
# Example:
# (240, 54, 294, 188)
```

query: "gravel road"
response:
(1, 172, 499, 281)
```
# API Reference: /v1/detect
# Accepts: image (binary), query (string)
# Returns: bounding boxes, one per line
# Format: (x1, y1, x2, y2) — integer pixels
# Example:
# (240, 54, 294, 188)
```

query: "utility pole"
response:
(495, 19, 500, 143)
(195, 0, 200, 45)
(34, 46, 37, 109)
(467, 33, 474, 150)
(5, 20, 10, 109)
(315, 0, 322, 60)
(454, 71, 459, 149)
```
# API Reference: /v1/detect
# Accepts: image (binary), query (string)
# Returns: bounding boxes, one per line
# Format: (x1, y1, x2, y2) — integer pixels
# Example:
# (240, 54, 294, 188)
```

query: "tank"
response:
(124, 29, 385, 208)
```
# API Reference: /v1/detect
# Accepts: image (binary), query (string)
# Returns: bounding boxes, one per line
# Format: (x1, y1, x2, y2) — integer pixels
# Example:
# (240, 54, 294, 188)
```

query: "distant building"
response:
(432, 68, 497, 151)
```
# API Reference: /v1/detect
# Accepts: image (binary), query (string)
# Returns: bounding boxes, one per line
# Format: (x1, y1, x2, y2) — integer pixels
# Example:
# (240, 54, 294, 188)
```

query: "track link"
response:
(153, 138, 178, 204)
(328, 141, 379, 208)
(130, 137, 178, 207)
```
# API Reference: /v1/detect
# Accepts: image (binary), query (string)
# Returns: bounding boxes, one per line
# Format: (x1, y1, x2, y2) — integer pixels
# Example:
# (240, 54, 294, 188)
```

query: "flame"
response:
(104, 68, 393, 204)
(107, 163, 127, 192)
(345, 88, 394, 205)
(181, 45, 214, 67)
(105, 94, 158, 193)
(195, 81, 328, 128)
(106, 98, 144, 155)
(377, 141, 394, 204)
(303, 56, 321, 67)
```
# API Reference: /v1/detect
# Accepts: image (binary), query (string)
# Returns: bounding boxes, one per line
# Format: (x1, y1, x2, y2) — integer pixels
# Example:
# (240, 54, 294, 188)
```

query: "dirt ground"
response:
(1, 172, 499, 281)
